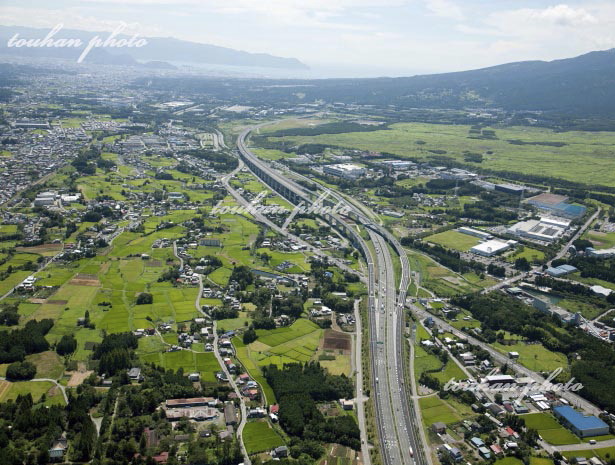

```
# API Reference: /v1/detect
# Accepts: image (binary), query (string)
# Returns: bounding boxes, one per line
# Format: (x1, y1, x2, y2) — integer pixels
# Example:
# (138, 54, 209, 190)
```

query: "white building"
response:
(470, 240, 512, 257)
(323, 163, 366, 179)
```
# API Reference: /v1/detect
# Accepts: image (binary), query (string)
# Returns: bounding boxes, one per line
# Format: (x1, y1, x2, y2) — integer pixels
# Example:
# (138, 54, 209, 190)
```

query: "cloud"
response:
(423, 0, 464, 21)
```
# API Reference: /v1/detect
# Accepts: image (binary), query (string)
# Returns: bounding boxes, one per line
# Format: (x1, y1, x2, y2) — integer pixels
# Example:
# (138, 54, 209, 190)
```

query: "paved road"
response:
(235, 119, 428, 465)
(172, 241, 251, 464)
(411, 306, 601, 416)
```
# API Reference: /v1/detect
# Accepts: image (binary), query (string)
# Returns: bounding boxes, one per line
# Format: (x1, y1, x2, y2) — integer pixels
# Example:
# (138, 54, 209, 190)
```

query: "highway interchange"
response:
(236, 122, 427, 465)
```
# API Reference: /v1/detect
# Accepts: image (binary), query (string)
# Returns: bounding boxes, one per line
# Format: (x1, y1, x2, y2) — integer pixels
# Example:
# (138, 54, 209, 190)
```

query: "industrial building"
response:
(323, 163, 366, 179)
(379, 159, 415, 171)
(553, 406, 610, 438)
(458, 227, 492, 240)
(586, 247, 615, 259)
(33, 191, 57, 207)
(546, 264, 578, 277)
(495, 183, 526, 195)
(526, 193, 587, 219)
(507, 217, 568, 243)
(470, 239, 514, 257)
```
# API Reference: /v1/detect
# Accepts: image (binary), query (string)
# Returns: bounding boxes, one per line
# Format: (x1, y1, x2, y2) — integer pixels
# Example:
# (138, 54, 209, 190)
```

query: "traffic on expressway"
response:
(236, 121, 427, 465)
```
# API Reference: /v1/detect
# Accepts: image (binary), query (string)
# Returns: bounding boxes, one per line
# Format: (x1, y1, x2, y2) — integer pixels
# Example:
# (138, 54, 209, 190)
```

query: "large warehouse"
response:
(507, 217, 569, 243)
(553, 406, 610, 438)
(470, 239, 513, 257)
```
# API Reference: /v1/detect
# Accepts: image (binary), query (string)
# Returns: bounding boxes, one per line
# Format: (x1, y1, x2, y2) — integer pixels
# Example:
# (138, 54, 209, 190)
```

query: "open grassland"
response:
(25, 351, 65, 379)
(425, 230, 481, 252)
(583, 230, 615, 249)
(405, 249, 493, 297)
(274, 123, 615, 187)
(493, 333, 568, 372)
(506, 246, 546, 264)
(243, 420, 285, 454)
(418, 395, 463, 426)
(0, 380, 65, 406)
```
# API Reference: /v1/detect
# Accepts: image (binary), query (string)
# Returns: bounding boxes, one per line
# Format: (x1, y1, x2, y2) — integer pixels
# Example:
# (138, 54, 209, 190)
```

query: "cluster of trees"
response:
(569, 255, 615, 288)
(0, 381, 101, 465)
(0, 319, 53, 363)
(0, 302, 19, 326)
(56, 334, 78, 356)
(452, 293, 615, 411)
(93, 332, 139, 376)
(264, 363, 359, 450)
(6, 361, 36, 380)
(228, 265, 254, 291)
(535, 275, 613, 306)
(272, 295, 305, 319)
(136, 292, 153, 305)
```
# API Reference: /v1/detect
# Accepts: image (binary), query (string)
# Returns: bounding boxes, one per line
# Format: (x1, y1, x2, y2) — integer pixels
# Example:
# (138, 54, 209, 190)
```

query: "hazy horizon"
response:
(1, 0, 615, 77)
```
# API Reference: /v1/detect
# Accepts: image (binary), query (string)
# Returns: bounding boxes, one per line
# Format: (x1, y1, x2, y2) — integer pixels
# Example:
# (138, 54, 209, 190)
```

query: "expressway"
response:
(235, 121, 427, 465)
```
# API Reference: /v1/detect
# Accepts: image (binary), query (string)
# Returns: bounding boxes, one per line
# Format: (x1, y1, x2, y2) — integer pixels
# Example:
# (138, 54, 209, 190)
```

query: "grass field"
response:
(418, 395, 461, 425)
(0, 380, 66, 406)
(521, 413, 580, 445)
(495, 458, 524, 465)
(405, 249, 493, 297)
(493, 335, 568, 372)
(506, 247, 546, 264)
(561, 446, 615, 461)
(242, 420, 285, 454)
(425, 230, 481, 252)
(272, 122, 615, 187)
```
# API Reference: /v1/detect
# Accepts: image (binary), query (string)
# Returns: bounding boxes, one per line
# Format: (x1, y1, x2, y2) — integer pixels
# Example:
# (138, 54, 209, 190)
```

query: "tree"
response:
(56, 334, 77, 356)
(514, 257, 531, 271)
(243, 328, 257, 344)
(136, 293, 153, 305)
(6, 361, 36, 380)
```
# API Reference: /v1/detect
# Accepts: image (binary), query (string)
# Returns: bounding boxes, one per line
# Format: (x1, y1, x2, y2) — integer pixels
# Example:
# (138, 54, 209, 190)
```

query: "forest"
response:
(263, 363, 360, 450)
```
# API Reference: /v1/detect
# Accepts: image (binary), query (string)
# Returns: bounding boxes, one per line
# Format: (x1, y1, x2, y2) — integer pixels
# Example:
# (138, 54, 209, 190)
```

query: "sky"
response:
(1, 0, 615, 77)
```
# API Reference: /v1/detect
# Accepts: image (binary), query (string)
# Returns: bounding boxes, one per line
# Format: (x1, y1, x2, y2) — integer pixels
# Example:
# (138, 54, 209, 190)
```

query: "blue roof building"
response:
(470, 437, 485, 448)
(546, 264, 578, 277)
(553, 406, 609, 438)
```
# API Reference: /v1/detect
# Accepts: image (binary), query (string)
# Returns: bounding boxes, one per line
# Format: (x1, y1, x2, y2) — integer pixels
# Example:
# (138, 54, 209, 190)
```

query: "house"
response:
(188, 372, 200, 382)
(339, 399, 354, 411)
(487, 403, 505, 417)
(470, 437, 485, 448)
(441, 444, 463, 462)
(490, 444, 503, 456)
(431, 422, 446, 434)
(273, 446, 289, 458)
(48, 435, 68, 462)
(127, 367, 142, 381)
(478, 447, 491, 459)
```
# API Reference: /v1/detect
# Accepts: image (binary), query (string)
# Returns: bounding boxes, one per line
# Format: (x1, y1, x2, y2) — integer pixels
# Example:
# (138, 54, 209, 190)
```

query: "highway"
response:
(235, 121, 428, 465)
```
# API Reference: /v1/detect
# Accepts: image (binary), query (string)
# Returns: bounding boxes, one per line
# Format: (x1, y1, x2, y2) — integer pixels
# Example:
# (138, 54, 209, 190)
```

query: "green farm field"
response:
(242, 420, 285, 454)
